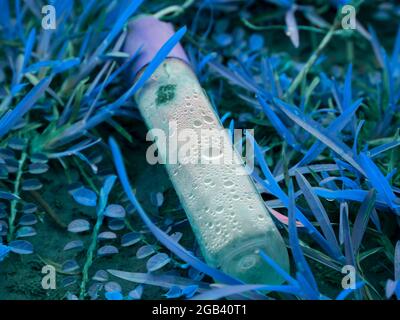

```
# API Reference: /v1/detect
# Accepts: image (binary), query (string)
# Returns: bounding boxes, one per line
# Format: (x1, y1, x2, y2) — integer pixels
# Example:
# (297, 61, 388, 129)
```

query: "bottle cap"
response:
(124, 15, 189, 78)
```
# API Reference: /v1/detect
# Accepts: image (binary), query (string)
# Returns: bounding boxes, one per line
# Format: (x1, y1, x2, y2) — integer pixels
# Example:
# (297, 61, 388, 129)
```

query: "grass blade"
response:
(274, 98, 365, 175)
(288, 179, 319, 297)
(351, 189, 376, 253)
(0, 77, 52, 137)
(295, 171, 341, 257)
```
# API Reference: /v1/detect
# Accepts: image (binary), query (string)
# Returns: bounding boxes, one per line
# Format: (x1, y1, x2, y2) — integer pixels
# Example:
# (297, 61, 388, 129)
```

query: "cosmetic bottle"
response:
(124, 16, 289, 284)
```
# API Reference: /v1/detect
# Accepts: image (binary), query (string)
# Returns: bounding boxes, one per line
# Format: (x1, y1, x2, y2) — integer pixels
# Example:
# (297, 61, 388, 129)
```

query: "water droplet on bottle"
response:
(193, 119, 202, 128)
(204, 115, 214, 124)
(216, 206, 224, 214)
(223, 180, 234, 188)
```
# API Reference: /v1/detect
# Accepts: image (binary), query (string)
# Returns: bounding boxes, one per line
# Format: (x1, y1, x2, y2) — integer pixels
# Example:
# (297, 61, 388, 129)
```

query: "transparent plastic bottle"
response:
(126, 17, 289, 284)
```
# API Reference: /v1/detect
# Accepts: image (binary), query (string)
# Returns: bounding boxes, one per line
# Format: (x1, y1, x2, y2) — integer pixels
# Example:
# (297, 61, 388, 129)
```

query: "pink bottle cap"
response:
(124, 16, 189, 78)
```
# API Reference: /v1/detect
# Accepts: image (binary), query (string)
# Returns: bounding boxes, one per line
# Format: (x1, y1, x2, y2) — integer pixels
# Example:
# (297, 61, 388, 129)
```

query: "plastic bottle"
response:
(124, 16, 289, 284)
